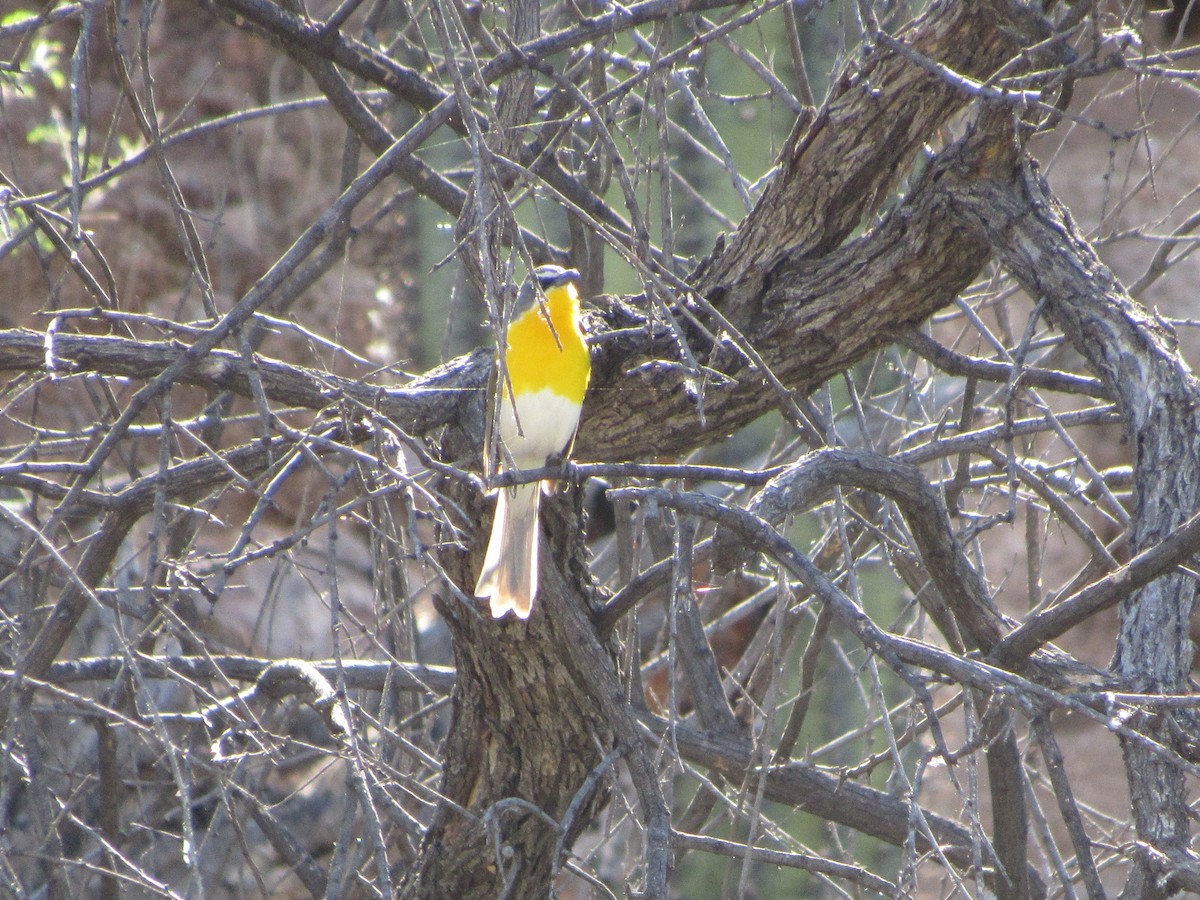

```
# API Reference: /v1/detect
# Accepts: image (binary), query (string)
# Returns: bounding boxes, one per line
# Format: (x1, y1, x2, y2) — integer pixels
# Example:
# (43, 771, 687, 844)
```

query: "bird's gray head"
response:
(514, 264, 581, 313)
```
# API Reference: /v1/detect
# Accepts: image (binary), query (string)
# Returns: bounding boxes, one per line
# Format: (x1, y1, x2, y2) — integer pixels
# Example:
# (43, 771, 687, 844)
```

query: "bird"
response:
(474, 264, 591, 619)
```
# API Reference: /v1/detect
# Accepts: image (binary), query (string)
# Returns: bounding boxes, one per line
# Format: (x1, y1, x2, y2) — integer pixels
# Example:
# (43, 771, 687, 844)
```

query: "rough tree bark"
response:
(952, 162, 1200, 899)
(396, 1, 1082, 897)
(3, 0, 1199, 896)
(397, 1, 1199, 895)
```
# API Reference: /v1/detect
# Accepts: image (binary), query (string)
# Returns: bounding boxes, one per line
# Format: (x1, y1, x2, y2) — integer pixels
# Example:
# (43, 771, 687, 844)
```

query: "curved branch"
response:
(950, 157, 1200, 892)
(711, 447, 1007, 651)
(581, 114, 1011, 460)
(693, 0, 1046, 311)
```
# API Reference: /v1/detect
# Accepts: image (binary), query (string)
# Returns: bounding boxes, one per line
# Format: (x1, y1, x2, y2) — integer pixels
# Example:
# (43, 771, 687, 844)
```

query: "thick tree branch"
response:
(950, 158, 1200, 895)
(11, 1, 1189, 895)
(693, 0, 1045, 311)
(581, 114, 1015, 460)
(712, 448, 1008, 652)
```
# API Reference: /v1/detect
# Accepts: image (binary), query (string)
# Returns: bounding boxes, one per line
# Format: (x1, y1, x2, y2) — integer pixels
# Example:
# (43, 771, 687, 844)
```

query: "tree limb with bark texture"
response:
(1, 0, 1198, 897)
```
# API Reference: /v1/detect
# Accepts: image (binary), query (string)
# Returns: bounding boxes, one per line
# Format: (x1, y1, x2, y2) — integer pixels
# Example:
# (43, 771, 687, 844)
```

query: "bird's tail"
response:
(474, 482, 541, 619)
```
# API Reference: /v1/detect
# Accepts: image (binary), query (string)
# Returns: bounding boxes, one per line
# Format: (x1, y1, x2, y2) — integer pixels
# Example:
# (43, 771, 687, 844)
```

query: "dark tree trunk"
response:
(951, 157, 1200, 900)
(5, 0, 1198, 896)
(397, 417, 618, 897)
(398, 3, 1066, 897)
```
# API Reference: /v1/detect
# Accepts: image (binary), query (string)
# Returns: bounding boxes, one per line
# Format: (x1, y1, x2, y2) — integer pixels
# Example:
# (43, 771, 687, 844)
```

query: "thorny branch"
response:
(2, 0, 1200, 897)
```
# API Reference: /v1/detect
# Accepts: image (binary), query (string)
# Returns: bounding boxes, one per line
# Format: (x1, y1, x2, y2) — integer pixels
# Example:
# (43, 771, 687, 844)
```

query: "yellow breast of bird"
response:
(503, 284, 591, 405)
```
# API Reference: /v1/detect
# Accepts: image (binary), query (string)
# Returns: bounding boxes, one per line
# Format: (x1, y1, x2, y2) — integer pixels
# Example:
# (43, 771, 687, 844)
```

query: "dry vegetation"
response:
(1, 1, 1199, 898)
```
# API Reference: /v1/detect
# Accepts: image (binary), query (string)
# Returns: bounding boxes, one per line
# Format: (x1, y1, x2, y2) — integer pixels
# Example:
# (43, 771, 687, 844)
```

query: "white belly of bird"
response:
(498, 387, 583, 468)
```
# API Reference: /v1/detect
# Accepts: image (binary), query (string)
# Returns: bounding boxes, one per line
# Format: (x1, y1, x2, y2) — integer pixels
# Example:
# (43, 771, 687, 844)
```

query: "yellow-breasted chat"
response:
(474, 265, 591, 619)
